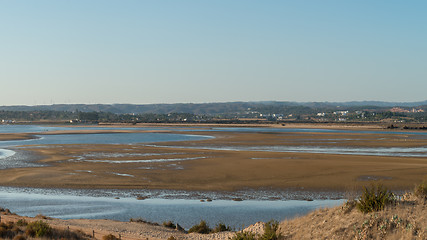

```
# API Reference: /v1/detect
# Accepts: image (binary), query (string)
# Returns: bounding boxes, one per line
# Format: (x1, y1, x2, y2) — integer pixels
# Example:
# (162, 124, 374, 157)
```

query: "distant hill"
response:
(0, 101, 426, 115)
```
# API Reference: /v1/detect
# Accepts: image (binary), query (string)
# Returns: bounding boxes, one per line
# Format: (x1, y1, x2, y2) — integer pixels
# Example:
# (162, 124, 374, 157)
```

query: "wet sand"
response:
(0, 127, 426, 192)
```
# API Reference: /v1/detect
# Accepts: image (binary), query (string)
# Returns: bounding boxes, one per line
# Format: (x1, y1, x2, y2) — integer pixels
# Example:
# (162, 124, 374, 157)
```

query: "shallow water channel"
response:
(0, 187, 343, 229)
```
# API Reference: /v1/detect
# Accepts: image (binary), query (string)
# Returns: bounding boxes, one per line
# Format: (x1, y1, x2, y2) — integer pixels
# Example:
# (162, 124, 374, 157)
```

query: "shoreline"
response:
(0, 184, 346, 201)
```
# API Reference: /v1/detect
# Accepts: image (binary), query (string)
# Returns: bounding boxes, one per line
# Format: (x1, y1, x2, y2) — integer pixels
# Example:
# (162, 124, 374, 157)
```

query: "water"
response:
(0, 125, 166, 133)
(0, 187, 343, 229)
(0, 132, 212, 146)
(2, 124, 427, 136)
(154, 144, 427, 158)
(0, 148, 15, 158)
(211, 127, 427, 136)
(0, 131, 212, 164)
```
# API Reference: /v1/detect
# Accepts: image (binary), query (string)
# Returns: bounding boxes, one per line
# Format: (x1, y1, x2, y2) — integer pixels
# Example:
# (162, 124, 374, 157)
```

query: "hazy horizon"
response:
(1, 1, 426, 105)
(1, 99, 427, 108)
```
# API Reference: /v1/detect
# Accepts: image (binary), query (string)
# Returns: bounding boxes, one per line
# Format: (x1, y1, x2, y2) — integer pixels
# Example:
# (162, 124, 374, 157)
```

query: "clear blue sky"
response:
(1, 1, 426, 105)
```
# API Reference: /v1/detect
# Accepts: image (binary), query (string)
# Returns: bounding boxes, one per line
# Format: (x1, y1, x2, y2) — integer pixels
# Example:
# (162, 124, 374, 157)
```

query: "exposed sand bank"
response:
(0, 129, 426, 192)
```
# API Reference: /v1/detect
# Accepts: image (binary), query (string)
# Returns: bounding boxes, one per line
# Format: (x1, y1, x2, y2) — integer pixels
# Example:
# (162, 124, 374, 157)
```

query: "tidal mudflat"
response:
(0, 124, 426, 228)
(1, 126, 425, 191)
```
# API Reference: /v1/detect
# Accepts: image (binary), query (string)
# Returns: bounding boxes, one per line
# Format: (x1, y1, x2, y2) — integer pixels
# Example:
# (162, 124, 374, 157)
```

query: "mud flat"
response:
(0, 128, 426, 192)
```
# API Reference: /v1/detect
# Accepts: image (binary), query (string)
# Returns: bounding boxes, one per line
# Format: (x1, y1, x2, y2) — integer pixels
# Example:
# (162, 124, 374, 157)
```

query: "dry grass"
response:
(0, 217, 90, 240)
(279, 194, 426, 239)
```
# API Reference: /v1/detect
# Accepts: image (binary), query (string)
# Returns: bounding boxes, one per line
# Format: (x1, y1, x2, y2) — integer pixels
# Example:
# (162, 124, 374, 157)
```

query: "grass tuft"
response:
(357, 183, 395, 213)
(213, 222, 232, 233)
(229, 231, 257, 240)
(259, 220, 281, 240)
(414, 179, 427, 200)
(188, 220, 211, 234)
(25, 220, 52, 238)
(16, 219, 28, 227)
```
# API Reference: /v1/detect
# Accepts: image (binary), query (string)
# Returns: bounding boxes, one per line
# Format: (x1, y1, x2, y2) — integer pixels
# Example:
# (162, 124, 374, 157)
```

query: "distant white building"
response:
(1, 119, 15, 124)
(334, 111, 349, 116)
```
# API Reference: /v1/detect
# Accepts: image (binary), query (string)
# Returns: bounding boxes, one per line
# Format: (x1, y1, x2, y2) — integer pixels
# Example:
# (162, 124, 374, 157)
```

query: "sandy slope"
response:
(279, 196, 426, 239)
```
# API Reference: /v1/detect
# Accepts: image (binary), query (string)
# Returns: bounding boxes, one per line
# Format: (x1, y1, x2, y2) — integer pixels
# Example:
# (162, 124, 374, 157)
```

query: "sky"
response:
(1, 1, 426, 105)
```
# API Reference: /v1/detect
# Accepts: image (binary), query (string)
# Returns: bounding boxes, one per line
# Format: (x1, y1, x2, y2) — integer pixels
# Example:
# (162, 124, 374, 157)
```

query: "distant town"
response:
(0, 101, 426, 128)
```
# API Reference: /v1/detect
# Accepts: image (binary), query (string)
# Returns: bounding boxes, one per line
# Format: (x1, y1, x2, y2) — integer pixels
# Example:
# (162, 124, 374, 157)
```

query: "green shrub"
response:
(213, 222, 232, 232)
(357, 184, 395, 213)
(16, 219, 28, 227)
(414, 179, 427, 199)
(230, 231, 257, 240)
(25, 220, 52, 238)
(259, 220, 281, 240)
(188, 220, 211, 234)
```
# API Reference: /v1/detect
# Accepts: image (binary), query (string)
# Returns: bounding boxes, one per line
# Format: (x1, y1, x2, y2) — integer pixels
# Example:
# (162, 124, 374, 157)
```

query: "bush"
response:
(230, 231, 257, 240)
(188, 220, 211, 234)
(16, 219, 28, 227)
(25, 220, 52, 238)
(414, 179, 427, 199)
(357, 184, 395, 213)
(163, 221, 176, 229)
(50, 228, 91, 240)
(102, 234, 120, 240)
(213, 222, 231, 232)
(259, 220, 281, 240)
